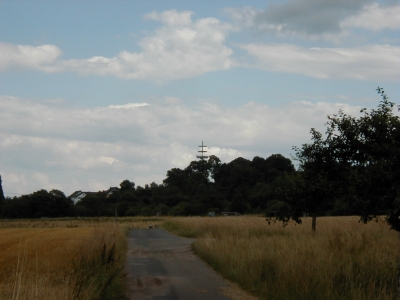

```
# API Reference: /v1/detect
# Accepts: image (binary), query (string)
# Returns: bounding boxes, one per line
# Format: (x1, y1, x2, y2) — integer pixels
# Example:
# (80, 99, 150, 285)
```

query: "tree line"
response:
(0, 88, 398, 232)
(0, 153, 297, 218)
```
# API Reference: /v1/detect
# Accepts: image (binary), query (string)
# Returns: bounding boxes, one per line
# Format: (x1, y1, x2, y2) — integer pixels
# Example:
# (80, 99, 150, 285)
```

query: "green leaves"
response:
(288, 87, 400, 231)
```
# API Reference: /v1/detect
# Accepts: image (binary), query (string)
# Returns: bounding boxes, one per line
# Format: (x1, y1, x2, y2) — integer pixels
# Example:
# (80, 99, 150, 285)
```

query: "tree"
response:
(120, 179, 135, 191)
(279, 88, 400, 231)
(207, 155, 222, 181)
(230, 191, 249, 214)
(326, 87, 399, 230)
(290, 127, 345, 232)
(0, 175, 4, 215)
(163, 168, 187, 189)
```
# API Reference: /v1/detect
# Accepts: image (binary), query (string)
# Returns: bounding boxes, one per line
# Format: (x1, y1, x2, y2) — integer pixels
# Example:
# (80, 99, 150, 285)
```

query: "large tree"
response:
(282, 88, 399, 231)
(333, 88, 399, 230)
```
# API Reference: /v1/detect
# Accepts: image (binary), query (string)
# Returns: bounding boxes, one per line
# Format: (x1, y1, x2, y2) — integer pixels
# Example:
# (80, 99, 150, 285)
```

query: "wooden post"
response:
(312, 214, 317, 233)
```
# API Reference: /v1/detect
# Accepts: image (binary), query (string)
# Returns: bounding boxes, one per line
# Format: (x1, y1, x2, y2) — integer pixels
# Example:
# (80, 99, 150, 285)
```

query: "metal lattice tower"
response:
(196, 141, 208, 161)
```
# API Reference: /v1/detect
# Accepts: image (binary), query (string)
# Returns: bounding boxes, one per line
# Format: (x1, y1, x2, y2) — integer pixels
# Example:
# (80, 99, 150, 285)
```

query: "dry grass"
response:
(0, 217, 167, 229)
(163, 216, 400, 300)
(4, 216, 395, 299)
(0, 221, 126, 300)
(0, 227, 93, 300)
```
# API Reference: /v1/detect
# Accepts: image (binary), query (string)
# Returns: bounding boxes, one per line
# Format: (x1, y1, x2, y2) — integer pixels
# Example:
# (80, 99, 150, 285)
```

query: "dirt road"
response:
(125, 228, 256, 300)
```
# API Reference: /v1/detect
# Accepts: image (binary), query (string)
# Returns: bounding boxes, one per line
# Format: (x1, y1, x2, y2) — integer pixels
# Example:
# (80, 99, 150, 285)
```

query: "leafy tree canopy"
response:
(278, 87, 399, 231)
(120, 180, 135, 191)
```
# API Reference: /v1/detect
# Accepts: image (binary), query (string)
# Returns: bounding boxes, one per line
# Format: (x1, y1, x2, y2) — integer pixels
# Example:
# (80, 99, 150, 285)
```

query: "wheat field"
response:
(0, 220, 126, 300)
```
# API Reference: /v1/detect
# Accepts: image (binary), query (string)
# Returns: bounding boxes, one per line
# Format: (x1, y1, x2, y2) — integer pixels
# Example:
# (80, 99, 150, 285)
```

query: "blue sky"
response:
(0, 0, 399, 196)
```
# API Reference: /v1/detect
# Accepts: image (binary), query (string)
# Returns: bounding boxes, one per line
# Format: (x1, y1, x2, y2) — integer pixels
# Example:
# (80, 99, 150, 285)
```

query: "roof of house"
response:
(68, 191, 99, 198)
(68, 191, 83, 198)
(106, 187, 120, 194)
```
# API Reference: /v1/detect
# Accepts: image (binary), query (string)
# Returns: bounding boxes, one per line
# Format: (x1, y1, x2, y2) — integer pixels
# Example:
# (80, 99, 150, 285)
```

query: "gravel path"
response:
(125, 228, 256, 300)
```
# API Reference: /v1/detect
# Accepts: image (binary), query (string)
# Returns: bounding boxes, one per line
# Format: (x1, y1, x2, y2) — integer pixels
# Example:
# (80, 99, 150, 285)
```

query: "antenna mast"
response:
(196, 141, 208, 161)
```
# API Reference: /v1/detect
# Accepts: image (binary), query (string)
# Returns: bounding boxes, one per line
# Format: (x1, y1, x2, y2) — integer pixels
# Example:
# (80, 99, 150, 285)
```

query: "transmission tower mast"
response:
(197, 141, 208, 161)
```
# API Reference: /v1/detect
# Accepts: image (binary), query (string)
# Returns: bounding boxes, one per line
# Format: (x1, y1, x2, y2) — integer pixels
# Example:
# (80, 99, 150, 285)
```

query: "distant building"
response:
(69, 187, 120, 204)
(106, 187, 120, 197)
(68, 191, 95, 205)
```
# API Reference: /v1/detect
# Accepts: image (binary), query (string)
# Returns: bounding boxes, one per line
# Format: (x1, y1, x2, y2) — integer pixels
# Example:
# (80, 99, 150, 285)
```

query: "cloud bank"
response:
(1, 5, 399, 82)
(0, 10, 233, 82)
(240, 44, 400, 81)
(227, 1, 400, 37)
(0, 95, 366, 196)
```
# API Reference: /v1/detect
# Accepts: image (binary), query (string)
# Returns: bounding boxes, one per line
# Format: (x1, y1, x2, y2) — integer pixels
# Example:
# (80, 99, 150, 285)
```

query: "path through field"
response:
(125, 228, 256, 300)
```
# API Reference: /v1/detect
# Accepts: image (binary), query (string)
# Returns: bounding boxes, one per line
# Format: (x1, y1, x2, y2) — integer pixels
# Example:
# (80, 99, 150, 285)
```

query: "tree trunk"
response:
(311, 214, 317, 233)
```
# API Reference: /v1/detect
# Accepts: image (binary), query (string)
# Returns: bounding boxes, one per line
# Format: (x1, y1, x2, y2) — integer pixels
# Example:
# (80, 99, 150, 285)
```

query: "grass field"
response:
(0, 227, 92, 300)
(1, 216, 398, 300)
(163, 216, 400, 300)
(0, 220, 129, 300)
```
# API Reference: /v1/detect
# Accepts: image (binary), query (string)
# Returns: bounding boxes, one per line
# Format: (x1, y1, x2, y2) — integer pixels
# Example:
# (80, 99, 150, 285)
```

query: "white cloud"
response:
(225, 6, 259, 29)
(341, 3, 400, 31)
(145, 9, 193, 26)
(108, 103, 150, 109)
(0, 10, 233, 82)
(239, 44, 400, 81)
(0, 43, 62, 72)
(0, 95, 371, 196)
(208, 147, 243, 162)
(98, 156, 120, 165)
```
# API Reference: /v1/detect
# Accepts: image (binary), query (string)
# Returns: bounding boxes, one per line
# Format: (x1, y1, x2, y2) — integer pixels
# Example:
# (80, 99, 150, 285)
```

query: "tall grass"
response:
(163, 216, 399, 300)
(0, 217, 167, 229)
(0, 223, 126, 300)
(71, 225, 127, 300)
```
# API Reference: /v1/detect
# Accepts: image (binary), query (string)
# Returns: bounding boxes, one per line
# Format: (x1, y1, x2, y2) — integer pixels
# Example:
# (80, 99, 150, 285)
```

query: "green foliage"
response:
(1, 154, 298, 219)
(230, 192, 249, 213)
(119, 179, 135, 191)
(279, 88, 400, 231)
(3, 189, 73, 218)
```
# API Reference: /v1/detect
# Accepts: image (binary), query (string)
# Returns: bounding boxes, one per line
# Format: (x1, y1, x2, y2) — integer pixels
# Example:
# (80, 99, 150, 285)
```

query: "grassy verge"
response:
(162, 216, 399, 300)
(72, 224, 127, 300)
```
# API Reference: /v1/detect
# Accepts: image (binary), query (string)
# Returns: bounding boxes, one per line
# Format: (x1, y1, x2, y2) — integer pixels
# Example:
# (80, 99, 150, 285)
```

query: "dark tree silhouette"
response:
(279, 88, 400, 232)
(0, 175, 4, 216)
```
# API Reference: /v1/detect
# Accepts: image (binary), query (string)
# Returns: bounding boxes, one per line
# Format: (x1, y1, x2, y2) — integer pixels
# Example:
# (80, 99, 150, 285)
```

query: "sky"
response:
(0, 0, 399, 197)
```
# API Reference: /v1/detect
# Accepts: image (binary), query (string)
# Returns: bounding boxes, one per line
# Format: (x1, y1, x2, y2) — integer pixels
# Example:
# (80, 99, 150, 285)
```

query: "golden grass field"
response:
(0, 217, 167, 300)
(163, 216, 400, 300)
(0, 227, 94, 300)
(0, 218, 141, 300)
(0, 216, 398, 300)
